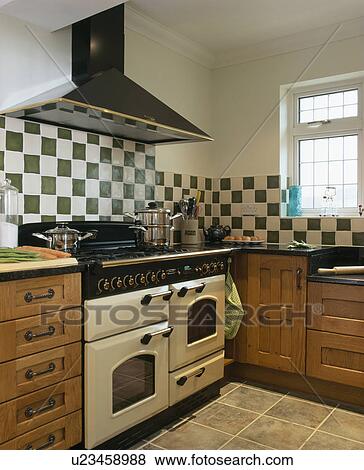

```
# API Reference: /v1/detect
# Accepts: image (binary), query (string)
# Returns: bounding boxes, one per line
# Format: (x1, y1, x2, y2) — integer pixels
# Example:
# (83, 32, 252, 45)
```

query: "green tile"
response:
(281, 189, 287, 203)
(24, 195, 40, 214)
(322, 232, 336, 245)
(86, 198, 98, 214)
(212, 191, 220, 203)
(267, 231, 280, 243)
(58, 128, 72, 140)
(6, 173, 22, 193)
(221, 204, 231, 216)
(100, 147, 112, 163)
(24, 154, 40, 174)
(112, 166, 123, 182)
(124, 151, 135, 167)
(72, 216, 85, 222)
(135, 200, 145, 211)
(243, 176, 254, 189)
(267, 175, 280, 189)
(0, 151, 4, 171)
(199, 190, 205, 203)
(308, 218, 321, 231)
(190, 176, 198, 189)
(212, 217, 220, 226)
(135, 143, 145, 153)
(280, 218, 292, 230)
(174, 173, 182, 187)
(41, 137, 56, 156)
(255, 217, 266, 230)
(41, 176, 56, 195)
(41, 215, 56, 222)
(145, 155, 155, 170)
(182, 188, 190, 198)
(353, 232, 364, 246)
(165, 187, 173, 201)
(255, 190, 267, 203)
(72, 179, 85, 197)
(220, 178, 231, 190)
(87, 162, 99, 179)
(145, 185, 155, 200)
(112, 199, 123, 215)
(243, 230, 254, 237)
(0, 116, 4, 128)
(268, 203, 280, 216)
(73, 142, 86, 160)
(198, 217, 205, 229)
(87, 133, 99, 145)
(135, 168, 145, 184)
(6, 131, 23, 152)
(58, 159, 71, 177)
(57, 196, 71, 214)
(205, 178, 212, 191)
(205, 203, 212, 216)
(232, 217, 242, 229)
(124, 183, 134, 199)
(155, 171, 164, 186)
(337, 219, 351, 231)
(232, 190, 242, 203)
(99, 181, 111, 198)
(25, 121, 40, 134)
(294, 231, 307, 243)
(113, 138, 123, 149)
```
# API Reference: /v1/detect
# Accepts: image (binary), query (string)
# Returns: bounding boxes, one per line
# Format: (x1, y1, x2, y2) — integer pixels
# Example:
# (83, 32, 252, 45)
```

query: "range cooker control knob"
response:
(116, 277, 123, 288)
(156, 270, 167, 281)
(103, 279, 111, 291)
(195, 266, 202, 274)
(123, 275, 135, 288)
(150, 272, 157, 282)
(136, 273, 146, 285)
(219, 262, 225, 271)
(202, 264, 209, 275)
(210, 263, 217, 273)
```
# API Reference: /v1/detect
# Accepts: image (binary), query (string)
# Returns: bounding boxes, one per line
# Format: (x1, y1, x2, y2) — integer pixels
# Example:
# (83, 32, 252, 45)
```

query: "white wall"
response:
(212, 35, 364, 178)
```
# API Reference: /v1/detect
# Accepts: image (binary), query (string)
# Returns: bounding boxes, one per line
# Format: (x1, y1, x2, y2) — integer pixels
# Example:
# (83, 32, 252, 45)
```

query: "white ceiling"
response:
(129, 0, 364, 54)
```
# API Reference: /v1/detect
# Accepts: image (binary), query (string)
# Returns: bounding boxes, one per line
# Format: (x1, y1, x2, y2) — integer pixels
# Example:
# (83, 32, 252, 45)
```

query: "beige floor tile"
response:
(219, 382, 241, 397)
(302, 431, 364, 450)
(140, 443, 165, 450)
(192, 402, 259, 435)
(219, 385, 282, 413)
(153, 421, 231, 450)
(239, 416, 313, 449)
(266, 397, 331, 428)
(222, 437, 271, 450)
(319, 409, 364, 443)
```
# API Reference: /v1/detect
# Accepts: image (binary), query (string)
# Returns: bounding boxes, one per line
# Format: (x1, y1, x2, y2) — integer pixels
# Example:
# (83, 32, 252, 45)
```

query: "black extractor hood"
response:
(2, 5, 212, 145)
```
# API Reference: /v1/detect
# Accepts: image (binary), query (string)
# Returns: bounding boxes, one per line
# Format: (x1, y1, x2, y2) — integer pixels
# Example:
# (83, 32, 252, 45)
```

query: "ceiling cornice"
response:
(125, 5, 215, 69)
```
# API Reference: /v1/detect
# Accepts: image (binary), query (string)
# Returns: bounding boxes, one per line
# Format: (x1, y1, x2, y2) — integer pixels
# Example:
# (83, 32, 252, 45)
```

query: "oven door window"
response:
(188, 298, 217, 344)
(112, 355, 155, 414)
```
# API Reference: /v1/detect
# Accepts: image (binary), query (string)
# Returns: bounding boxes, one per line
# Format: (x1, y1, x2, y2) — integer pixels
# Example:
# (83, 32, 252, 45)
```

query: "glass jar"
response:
(0, 178, 19, 247)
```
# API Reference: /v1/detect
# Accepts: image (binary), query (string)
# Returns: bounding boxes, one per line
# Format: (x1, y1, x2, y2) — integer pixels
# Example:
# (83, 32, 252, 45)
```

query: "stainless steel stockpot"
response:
(32, 223, 98, 252)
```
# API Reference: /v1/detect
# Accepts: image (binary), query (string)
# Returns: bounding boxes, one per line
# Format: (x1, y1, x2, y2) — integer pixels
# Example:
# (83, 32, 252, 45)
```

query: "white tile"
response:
(306, 231, 322, 245)
(182, 174, 190, 188)
(243, 216, 255, 230)
(23, 174, 41, 195)
(255, 230, 267, 240)
(231, 177, 243, 190)
(335, 231, 352, 245)
(267, 189, 280, 203)
(71, 160, 86, 179)
(212, 204, 220, 216)
(205, 191, 212, 204)
(198, 177, 205, 189)
(231, 229, 242, 238)
(212, 178, 219, 191)
(111, 148, 123, 165)
(57, 140, 72, 159)
(173, 187, 182, 201)
(99, 198, 112, 216)
(110, 215, 124, 222)
(123, 166, 135, 183)
(17, 193, 24, 214)
(231, 204, 242, 217)
(255, 204, 267, 216)
(4, 151, 23, 172)
(220, 216, 231, 226)
(99, 135, 113, 148)
(72, 130, 86, 143)
(135, 184, 145, 200)
(164, 201, 173, 211)
(84, 214, 99, 221)
(123, 140, 135, 152)
(123, 199, 134, 214)
(56, 177, 72, 197)
(267, 216, 280, 230)
(220, 191, 231, 203)
(279, 230, 293, 244)
(6, 117, 23, 132)
(40, 195, 57, 215)
(86, 179, 99, 198)
(164, 172, 173, 187)
(71, 197, 85, 216)
(23, 133, 41, 154)
(321, 217, 336, 231)
(292, 218, 307, 231)
(145, 169, 155, 185)
(145, 145, 155, 156)
(155, 185, 164, 200)
(86, 143, 100, 163)
(41, 124, 57, 138)
(59, 215, 72, 222)
(111, 182, 123, 198)
(0, 128, 5, 148)
(23, 214, 41, 223)
(351, 218, 364, 231)
(134, 152, 145, 169)
(243, 190, 254, 203)
(255, 175, 266, 190)
(100, 163, 112, 180)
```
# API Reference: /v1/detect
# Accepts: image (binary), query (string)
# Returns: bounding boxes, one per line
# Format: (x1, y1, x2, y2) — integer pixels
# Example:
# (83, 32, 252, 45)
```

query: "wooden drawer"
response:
(0, 410, 82, 450)
(0, 376, 81, 444)
(0, 273, 81, 322)
(0, 342, 81, 404)
(0, 308, 81, 363)
(307, 282, 364, 337)
(306, 330, 364, 388)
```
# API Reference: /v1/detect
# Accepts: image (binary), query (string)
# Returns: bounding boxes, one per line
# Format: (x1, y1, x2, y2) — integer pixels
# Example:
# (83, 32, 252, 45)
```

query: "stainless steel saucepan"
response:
(32, 223, 98, 252)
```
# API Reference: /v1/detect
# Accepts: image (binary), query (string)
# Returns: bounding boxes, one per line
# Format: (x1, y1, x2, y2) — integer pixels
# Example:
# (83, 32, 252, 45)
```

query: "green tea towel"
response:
(225, 263, 245, 340)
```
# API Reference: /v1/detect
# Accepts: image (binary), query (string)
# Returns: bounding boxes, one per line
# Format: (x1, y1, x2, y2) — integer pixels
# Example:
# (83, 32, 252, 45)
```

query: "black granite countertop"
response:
(0, 262, 86, 282)
(308, 273, 364, 286)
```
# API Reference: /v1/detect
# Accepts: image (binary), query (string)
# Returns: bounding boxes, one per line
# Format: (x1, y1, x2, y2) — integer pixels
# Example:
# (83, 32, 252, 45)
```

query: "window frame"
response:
(286, 75, 364, 216)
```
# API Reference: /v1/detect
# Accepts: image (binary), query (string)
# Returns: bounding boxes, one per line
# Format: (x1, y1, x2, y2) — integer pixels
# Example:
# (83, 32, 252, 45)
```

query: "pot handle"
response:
(170, 213, 183, 222)
(78, 230, 98, 242)
(32, 233, 51, 243)
(123, 212, 137, 221)
(128, 225, 148, 232)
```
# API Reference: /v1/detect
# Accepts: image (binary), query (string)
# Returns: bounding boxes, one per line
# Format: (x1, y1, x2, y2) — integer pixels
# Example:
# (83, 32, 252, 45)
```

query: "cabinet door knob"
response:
(296, 268, 303, 289)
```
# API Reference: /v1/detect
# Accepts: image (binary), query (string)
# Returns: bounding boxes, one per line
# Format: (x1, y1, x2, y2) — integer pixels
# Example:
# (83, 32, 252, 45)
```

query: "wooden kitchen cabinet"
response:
(245, 254, 307, 373)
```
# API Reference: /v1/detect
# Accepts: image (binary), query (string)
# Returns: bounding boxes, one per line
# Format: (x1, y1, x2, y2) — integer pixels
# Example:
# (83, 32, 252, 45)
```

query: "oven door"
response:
(169, 274, 225, 371)
(85, 321, 170, 449)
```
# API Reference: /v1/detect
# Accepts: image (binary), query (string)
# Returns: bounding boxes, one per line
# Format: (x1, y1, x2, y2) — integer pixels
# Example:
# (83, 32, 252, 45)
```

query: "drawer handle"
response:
(177, 367, 206, 386)
(177, 283, 206, 297)
(25, 362, 56, 380)
(141, 327, 174, 345)
(24, 326, 56, 342)
(296, 268, 303, 290)
(141, 290, 173, 306)
(24, 288, 55, 303)
(25, 434, 56, 450)
(25, 397, 56, 418)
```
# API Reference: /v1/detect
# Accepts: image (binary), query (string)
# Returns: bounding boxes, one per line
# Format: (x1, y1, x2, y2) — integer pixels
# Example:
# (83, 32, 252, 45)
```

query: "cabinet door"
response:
(246, 255, 307, 373)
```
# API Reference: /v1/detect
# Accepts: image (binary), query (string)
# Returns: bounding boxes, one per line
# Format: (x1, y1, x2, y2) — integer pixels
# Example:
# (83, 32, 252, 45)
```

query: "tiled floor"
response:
(135, 381, 364, 450)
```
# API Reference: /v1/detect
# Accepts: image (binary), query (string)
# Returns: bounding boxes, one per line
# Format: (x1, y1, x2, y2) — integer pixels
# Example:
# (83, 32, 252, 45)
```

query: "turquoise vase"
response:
(288, 185, 302, 217)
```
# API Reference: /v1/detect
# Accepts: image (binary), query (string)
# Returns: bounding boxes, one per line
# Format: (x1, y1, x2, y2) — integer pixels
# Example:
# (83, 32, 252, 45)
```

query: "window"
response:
(284, 74, 364, 216)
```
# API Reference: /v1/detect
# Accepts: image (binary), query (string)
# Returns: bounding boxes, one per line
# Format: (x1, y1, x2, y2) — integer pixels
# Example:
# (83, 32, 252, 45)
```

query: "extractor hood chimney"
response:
(2, 4, 212, 145)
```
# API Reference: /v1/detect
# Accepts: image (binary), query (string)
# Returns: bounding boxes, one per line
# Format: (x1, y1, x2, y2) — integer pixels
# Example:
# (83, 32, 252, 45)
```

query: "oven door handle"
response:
(141, 326, 174, 345)
(141, 290, 173, 306)
(177, 283, 206, 297)
(176, 367, 206, 386)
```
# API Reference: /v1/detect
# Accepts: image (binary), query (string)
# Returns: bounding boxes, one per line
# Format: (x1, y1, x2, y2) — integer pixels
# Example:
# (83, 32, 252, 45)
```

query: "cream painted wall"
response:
(212, 35, 364, 178)
(125, 28, 214, 176)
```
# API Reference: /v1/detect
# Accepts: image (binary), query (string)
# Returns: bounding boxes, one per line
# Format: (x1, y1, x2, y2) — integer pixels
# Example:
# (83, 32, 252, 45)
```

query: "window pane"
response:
(314, 139, 328, 161)
(300, 163, 313, 185)
(301, 186, 314, 208)
(314, 108, 328, 121)
(344, 104, 358, 117)
(344, 90, 358, 105)
(300, 97, 313, 111)
(300, 110, 313, 123)
(299, 140, 314, 162)
(329, 137, 343, 160)
(344, 185, 357, 207)
(335, 185, 344, 207)
(315, 162, 328, 185)
(314, 94, 328, 109)
(314, 186, 326, 208)
(299, 89, 358, 123)
(344, 135, 358, 159)
(344, 160, 357, 184)
(329, 92, 343, 107)
(329, 161, 343, 184)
